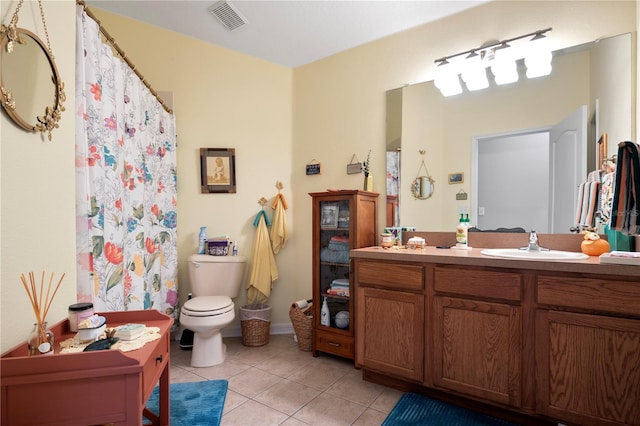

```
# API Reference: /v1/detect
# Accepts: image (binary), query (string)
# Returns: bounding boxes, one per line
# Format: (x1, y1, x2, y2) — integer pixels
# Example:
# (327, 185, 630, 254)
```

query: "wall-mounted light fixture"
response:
(434, 28, 552, 97)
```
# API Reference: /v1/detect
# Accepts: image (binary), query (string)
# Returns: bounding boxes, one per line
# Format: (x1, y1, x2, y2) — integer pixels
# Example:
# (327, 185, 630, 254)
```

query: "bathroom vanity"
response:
(352, 236, 640, 426)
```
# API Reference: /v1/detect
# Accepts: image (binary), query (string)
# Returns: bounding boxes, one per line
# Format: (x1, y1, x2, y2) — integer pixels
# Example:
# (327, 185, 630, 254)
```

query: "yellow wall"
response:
(1, 0, 76, 352)
(88, 9, 296, 337)
(1, 0, 636, 352)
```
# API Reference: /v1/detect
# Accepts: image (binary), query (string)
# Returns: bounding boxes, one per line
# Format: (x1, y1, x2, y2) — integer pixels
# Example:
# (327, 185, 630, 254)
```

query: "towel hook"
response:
(275, 181, 284, 192)
(258, 197, 268, 209)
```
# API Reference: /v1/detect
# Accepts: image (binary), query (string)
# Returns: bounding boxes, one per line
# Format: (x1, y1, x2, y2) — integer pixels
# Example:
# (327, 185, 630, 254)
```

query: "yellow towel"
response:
(247, 214, 279, 304)
(270, 193, 288, 254)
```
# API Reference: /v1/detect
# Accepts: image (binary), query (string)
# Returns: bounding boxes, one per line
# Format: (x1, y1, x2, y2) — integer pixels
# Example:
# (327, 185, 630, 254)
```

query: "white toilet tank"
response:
(188, 254, 246, 298)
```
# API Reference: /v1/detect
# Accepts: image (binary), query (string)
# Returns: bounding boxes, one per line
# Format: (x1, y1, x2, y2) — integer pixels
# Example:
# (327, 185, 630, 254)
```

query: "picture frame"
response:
(320, 203, 339, 228)
(200, 148, 236, 193)
(448, 172, 464, 184)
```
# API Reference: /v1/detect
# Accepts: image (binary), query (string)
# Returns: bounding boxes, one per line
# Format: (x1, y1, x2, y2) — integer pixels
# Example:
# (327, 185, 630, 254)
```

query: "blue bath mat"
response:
(383, 392, 518, 426)
(145, 380, 228, 426)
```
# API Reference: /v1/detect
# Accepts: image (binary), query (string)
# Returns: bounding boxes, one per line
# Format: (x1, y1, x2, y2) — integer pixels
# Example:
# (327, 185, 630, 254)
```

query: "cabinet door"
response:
(317, 198, 352, 332)
(356, 287, 424, 382)
(536, 310, 640, 426)
(433, 296, 522, 407)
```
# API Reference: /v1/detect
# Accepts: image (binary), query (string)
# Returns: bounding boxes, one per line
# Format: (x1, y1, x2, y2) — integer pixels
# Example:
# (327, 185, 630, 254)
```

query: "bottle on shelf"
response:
(320, 297, 330, 326)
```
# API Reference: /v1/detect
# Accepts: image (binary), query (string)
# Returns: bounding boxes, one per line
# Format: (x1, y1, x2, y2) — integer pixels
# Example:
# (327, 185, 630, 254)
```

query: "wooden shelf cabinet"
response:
(1, 310, 173, 426)
(309, 190, 378, 360)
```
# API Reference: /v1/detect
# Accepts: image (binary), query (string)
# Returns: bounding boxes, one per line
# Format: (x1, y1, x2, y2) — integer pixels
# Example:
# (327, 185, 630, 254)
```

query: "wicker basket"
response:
(289, 301, 313, 352)
(240, 304, 271, 347)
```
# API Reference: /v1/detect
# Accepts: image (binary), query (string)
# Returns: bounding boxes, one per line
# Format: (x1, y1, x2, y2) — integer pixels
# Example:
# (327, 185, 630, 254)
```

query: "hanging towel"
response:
(247, 211, 279, 304)
(598, 172, 616, 225)
(611, 141, 640, 235)
(587, 170, 602, 182)
(270, 193, 288, 255)
(575, 180, 600, 228)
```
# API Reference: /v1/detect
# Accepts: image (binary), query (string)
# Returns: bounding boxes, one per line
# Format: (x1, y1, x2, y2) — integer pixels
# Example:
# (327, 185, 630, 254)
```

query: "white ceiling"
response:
(87, 0, 488, 68)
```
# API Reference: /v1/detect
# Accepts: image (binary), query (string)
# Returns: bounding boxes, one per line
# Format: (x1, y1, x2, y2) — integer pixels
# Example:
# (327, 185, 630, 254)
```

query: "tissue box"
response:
(207, 239, 230, 256)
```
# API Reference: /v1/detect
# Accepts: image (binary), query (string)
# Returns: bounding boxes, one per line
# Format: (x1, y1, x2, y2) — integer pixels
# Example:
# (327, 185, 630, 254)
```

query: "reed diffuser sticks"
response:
(20, 271, 66, 349)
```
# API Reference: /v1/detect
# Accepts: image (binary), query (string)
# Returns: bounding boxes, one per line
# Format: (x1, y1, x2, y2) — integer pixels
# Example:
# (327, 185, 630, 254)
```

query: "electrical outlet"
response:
(478, 207, 485, 216)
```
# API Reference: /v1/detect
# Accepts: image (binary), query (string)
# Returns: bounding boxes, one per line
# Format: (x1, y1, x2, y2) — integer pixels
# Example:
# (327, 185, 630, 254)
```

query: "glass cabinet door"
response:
(318, 199, 351, 331)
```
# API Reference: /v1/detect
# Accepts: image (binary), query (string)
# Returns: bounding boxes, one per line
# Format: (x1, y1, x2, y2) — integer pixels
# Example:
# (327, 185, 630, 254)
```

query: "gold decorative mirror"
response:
(0, 0, 65, 141)
(411, 150, 435, 200)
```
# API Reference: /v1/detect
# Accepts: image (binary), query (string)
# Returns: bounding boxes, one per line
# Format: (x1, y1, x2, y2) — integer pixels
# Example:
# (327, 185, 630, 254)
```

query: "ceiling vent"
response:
(208, 1, 249, 32)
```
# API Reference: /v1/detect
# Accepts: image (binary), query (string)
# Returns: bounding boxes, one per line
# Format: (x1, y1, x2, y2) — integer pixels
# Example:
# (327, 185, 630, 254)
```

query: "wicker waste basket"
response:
(240, 303, 271, 347)
(289, 300, 312, 351)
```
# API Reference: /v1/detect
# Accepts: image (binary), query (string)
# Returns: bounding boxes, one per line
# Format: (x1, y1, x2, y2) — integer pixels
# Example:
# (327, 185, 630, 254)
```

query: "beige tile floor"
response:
(169, 334, 404, 426)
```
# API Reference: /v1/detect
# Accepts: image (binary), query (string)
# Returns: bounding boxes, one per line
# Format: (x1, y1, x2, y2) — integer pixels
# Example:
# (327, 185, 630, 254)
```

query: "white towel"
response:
(575, 181, 600, 227)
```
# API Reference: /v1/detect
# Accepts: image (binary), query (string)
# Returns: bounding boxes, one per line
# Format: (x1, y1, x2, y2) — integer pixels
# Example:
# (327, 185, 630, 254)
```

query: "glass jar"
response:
(27, 322, 54, 356)
(68, 302, 94, 332)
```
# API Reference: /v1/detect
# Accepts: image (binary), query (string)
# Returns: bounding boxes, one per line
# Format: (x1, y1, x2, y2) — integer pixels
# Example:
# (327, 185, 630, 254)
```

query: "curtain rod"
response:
(76, 0, 173, 115)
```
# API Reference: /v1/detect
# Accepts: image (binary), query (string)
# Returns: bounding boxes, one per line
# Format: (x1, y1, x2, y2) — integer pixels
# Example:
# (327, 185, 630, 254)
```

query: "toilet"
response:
(180, 254, 246, 367)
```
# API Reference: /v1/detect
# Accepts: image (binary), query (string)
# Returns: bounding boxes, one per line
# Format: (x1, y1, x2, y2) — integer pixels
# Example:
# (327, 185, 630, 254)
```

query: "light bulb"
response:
(461, 54, 488, 91)
(434, 62, 462, 96)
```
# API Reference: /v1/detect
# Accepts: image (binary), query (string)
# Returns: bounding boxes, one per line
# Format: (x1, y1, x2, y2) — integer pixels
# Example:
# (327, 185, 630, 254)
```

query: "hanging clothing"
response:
(247, 211, 279, 304)
(611, 141, 640, 235)
(75, 10, 178, 317)
(270, 193, 288, 254)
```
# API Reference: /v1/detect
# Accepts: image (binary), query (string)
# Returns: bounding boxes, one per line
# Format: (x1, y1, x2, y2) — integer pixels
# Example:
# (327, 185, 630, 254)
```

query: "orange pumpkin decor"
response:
(580, 232, 610, 256)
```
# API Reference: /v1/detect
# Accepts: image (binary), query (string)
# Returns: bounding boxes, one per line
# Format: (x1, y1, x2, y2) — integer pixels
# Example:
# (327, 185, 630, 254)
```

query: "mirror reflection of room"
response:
(387, 32, 632, 234)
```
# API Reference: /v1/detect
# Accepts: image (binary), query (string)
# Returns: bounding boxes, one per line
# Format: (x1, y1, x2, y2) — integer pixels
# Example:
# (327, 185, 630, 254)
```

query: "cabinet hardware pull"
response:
(156, 354, 163, 364)
(329, 342, 341, 347)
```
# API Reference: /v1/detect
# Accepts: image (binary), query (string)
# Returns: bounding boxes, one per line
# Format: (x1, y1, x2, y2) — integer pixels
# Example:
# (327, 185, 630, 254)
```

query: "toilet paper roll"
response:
(294, 299, 308, 309)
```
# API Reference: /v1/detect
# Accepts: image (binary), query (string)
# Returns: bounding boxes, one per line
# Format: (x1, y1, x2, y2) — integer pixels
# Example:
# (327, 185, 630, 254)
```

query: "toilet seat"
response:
(182, 296, 234, 317)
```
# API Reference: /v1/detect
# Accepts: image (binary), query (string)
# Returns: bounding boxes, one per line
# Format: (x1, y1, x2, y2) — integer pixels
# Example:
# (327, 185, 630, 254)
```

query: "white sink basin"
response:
(480, 248, 589, 261)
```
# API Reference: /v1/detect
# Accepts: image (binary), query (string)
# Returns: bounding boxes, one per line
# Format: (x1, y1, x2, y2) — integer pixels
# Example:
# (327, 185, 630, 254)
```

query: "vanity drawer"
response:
(434, 266, 522, 301)
(537, 275, 640, 317)
(355, 260, 424, 291)
(142, 332, 169, 396)
(315, 329, 354, 358)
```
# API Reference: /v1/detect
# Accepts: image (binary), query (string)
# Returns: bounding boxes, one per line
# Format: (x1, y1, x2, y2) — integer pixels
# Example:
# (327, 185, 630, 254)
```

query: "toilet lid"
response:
(183, 296, 232, 313)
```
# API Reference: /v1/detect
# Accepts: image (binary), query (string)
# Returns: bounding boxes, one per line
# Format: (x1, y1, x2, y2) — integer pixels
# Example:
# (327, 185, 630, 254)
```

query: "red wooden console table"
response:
(1, 309, 173, 425)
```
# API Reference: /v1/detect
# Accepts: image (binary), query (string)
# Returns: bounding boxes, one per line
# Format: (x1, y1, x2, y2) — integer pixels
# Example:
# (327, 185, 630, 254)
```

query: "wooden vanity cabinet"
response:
(354, 260, 424, 382)
(352, 247, 640, 426)
(432, 266, 524, 408)
(535, 274, 640, 426)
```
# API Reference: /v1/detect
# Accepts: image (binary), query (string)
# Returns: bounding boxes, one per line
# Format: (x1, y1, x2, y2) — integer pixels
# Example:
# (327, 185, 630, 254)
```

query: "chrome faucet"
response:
(521, 230, 548, 251)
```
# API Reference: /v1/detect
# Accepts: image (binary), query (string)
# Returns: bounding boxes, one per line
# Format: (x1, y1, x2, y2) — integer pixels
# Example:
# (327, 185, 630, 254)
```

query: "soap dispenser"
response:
(320, 297, 330, 327)
(455, 214, 468, 248)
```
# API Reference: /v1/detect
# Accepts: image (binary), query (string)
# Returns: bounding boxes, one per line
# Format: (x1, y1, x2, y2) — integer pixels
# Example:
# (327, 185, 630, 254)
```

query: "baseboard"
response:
(175, 322, 294, 340)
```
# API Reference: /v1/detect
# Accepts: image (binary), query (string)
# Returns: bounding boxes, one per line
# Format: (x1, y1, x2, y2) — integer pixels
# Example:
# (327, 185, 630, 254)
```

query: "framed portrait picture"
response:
(448, 172, 464, 184)
(201, 148, 236, 193)
(320, 203, 339, 228)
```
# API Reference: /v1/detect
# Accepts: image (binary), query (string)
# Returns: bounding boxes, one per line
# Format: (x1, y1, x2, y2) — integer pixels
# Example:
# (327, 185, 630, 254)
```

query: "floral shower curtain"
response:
(75, 9, 178, 318)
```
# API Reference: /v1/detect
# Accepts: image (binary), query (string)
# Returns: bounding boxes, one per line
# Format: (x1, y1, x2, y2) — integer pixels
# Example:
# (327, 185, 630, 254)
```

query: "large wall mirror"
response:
(386, 32, 633, 234)
(0, 26, 65, 140)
